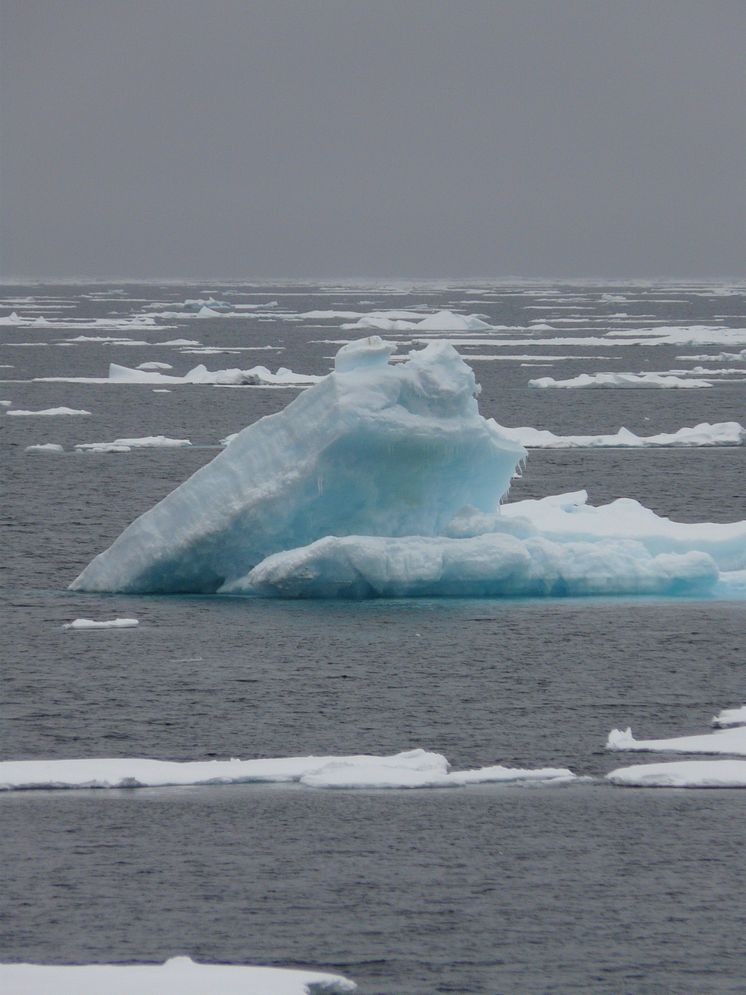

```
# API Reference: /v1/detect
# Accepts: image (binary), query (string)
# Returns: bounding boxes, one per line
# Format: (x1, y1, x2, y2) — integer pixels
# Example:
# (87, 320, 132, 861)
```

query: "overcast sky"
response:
(1, 0, 745, 279)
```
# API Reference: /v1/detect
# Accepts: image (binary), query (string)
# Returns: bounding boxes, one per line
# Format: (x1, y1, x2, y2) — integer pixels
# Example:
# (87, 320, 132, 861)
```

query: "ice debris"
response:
(26, 443, 65, 453)
(6, 407, 91, 416)
(607, 761, 746, 788)
(497, 422, 745, 449)
(75, 436, 191, 453)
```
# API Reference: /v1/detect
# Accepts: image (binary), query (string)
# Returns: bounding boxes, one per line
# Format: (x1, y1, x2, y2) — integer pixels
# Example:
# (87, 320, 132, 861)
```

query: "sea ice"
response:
(607, 761, 746, 788)
(607, 724, 746, 755)
(496, 422, 744, 449)
(26, 443, 65, 453)
(0, 957, 356, 995)
(0, 749, 573, 791)
(75, 436, 192, 453)
(63, 618, 139, 629)
(712, 705, 746, 728)
(70, 338, 746, 598)
(107, 362, 321, 386)
(529, 372, 712, 389)
(6, 407, 91, 416)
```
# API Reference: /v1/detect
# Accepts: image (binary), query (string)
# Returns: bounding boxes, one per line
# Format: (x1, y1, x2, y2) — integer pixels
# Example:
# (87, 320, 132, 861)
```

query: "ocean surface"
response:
(2, 280, 746, 993)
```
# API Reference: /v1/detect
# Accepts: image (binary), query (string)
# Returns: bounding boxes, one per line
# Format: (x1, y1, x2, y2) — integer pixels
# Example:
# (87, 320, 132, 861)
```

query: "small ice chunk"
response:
(6, 407, 91, 417)
(712, 705, 746, 728)
(26, 443, 64, 453)
(137, 361, 173, 371)
(63, 618, 139, 629)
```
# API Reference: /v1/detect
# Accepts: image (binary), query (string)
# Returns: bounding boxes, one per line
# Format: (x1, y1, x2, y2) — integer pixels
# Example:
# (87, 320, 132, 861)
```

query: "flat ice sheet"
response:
(0, 749, 574, 791)
(497, 422, 744, 449)
(607, 725, 746, 755)
(607, 761, 746, 788)
(0, 956, 356, 994)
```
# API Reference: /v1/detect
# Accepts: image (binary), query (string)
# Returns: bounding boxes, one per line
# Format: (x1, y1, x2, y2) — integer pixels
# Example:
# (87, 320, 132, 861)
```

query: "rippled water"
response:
(2, 282, 746, 993)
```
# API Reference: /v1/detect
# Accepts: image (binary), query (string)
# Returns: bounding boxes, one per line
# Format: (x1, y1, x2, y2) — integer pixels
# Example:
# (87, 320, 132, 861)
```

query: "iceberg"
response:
(71, 338, 746, 598)
(71, 339, 526, 594)
(0, 749, 574, 791)
(0, 957, 356, 995)
(230, 534, 717, 599)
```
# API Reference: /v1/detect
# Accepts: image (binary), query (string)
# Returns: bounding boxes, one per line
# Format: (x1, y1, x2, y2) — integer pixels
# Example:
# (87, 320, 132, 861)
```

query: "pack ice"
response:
(71, 338, 746, 598)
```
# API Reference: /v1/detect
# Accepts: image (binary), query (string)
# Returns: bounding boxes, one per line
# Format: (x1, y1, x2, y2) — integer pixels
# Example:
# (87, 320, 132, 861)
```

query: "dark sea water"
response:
(2, 281, 746, 993)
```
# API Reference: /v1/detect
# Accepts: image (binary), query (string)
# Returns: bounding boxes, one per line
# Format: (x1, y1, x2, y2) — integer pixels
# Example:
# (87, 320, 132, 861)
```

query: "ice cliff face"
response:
(71, 338, 526, 594)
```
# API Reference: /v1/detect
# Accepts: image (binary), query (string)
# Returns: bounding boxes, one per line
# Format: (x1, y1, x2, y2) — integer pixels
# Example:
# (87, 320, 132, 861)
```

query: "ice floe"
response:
(341, 310, 494, 332)
(75, 436, 192, 453)
(70, 339, 746, 598)
(607, 761, 746, 788)
(0, 749, 574, 791)
(0, 957, 356, 995)
(63, 618, 139, 629)
(497, 422, 745, 449)
(137, 361, 173, 371)
(607, 724, 746, 755)
(529, 373, 712, 389)
(26, 443, 65, 453)
(6, 407, 91, 416)
(107, 362, 321, 386)
(712, 705, 746, 728)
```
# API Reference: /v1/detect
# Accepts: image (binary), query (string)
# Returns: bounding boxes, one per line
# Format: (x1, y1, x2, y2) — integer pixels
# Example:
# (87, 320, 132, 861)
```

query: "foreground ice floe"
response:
(0, 749, 574, 791)
(496, 422, 745, 449)
(607, 761, 746, 788)
(0, 957, 356, 995)
(528, 372, 711, 389)
(71, 338, 746, 598)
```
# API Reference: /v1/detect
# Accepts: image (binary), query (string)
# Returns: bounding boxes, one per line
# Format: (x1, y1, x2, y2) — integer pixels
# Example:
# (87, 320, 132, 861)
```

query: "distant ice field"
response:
(2, 281, 746, 995)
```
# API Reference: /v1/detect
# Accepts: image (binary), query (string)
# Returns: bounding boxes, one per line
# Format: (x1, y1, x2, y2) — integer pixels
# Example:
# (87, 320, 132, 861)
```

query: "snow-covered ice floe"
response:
(26, 443, 64, 453)
(496, 422, 745, 449)
(607, 761, 746, 789)
(70, 338, 746, 599)
(340, 309, 495, 333)
(712, 705, 746, 728)
(0, 957, 356, 995)
(63, 618, 139, 629)
(0, 749, 574, 791)
(6, 407, 91, 416)
(529, 372, 711, 389)
(75, 436, 191, 453)
(607, 723, 746, 755)
(107, 362, 320, 386)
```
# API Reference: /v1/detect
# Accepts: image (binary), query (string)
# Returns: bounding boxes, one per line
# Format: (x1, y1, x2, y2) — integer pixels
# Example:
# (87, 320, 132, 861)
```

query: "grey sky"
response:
(1, 0, 745, 279)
